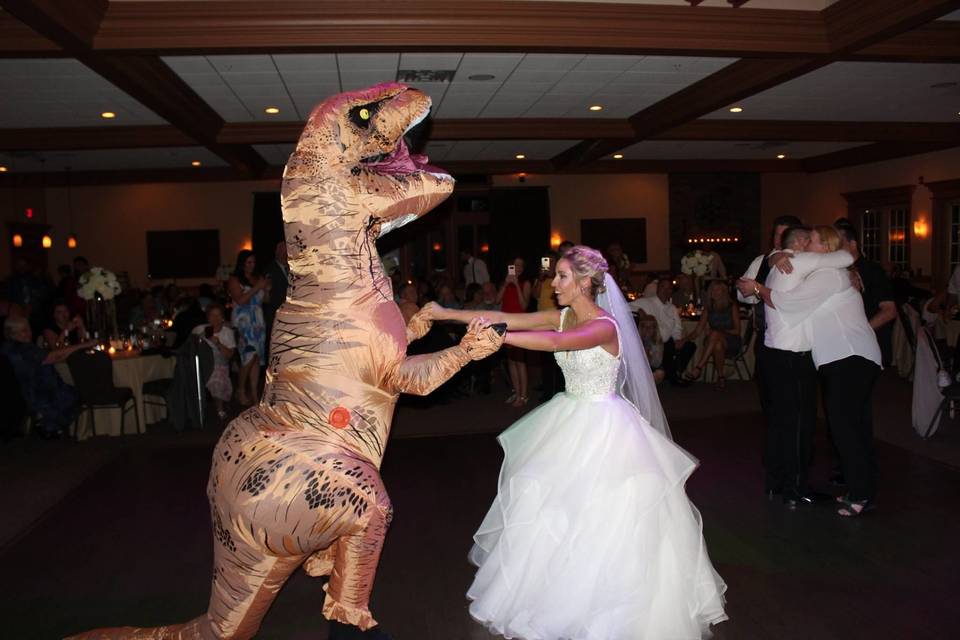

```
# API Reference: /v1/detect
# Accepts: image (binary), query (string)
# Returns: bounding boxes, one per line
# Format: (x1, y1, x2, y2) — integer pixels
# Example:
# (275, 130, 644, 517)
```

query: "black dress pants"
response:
(761, 347, 818, 494)
(820, 356, 880, 501)
(663, 338, 696, 382)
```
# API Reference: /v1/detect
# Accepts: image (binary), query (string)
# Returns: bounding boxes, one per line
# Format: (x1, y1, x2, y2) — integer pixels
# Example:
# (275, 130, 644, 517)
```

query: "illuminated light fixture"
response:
(588, 105, 603, 112)
(432, 242, 442, 251)
(729, 106, 743, 113)
(191, 160, 202, 167)
(41, 234, 52, 249)
(264, 106, 280, 115)
(777, 154, 786, 159)
(67, 234, 78, 249)
(914, 218, 929, 238)
(613, 154, 624, 159)
(100, 111, 116, 119)
(241, 239, 253, 251)
(12, 233, 23, 247)
(550, 232, 563, 249)
(480, 243, 490, 253)
(515, 153, 526, 159)
(0, 166, 7, 172)
(25, 207, 33, 219)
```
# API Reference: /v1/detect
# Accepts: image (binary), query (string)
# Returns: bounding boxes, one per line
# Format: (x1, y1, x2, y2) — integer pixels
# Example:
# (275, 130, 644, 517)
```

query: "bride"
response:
(425, 246, 727, 640)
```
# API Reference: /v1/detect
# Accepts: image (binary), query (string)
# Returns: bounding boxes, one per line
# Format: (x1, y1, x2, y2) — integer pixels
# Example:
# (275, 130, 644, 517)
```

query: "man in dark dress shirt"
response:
(835, 220, 897, 365)
(263, 240, 289, 357)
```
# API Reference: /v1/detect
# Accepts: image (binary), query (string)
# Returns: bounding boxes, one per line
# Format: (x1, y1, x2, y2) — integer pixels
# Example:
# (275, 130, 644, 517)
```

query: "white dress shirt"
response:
(948, 264, 960, 296)
(630, 295, 682, 343)
(771, 266, 882, 369)
(737, 252, 768, 305)
(763, 251, 854, 352)
(464, 257, 490, 286)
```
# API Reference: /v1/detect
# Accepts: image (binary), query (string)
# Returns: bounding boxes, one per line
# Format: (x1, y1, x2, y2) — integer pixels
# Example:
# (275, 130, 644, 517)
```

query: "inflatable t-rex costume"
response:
(70, 83, 503, 639)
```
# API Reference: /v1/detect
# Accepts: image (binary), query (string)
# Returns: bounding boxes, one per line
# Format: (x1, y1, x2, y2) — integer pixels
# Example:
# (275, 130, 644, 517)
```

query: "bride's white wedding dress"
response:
(467, 311, 727, 639)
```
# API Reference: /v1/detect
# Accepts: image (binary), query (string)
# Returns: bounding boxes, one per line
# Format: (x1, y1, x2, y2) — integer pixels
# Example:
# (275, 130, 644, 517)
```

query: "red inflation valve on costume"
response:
(329, 406, 351, 429)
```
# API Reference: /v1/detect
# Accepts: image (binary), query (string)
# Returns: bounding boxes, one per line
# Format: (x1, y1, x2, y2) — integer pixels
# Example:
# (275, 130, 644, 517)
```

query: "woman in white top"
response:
(192, 302, 236, 419)
(747, 226, 881, 517)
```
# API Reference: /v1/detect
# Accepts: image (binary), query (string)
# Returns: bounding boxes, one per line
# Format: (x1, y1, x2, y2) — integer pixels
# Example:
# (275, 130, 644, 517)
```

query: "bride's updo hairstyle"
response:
(561, 245, 609, 298)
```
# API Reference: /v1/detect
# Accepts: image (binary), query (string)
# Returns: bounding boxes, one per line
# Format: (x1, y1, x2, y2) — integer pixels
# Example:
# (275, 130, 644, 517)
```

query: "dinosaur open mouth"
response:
(359, 111, 449, 179)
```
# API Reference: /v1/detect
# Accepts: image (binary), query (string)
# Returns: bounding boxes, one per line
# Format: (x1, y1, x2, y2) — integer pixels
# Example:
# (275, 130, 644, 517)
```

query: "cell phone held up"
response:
(507, 264, 516, 277)
(541, 257, 551, 272)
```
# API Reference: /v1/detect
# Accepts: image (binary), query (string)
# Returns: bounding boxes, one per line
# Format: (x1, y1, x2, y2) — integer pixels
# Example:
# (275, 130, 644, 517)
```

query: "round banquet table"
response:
(55, 352, 176, 441)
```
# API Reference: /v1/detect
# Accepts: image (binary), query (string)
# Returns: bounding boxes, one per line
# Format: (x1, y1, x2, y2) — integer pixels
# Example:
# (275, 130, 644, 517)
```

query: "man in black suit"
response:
(263, 240, 289, 357)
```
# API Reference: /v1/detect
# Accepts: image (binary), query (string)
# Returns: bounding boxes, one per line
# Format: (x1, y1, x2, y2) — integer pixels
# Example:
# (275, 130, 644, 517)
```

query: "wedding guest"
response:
(197, 284, 216, 312)
(630, 278, 695, 387)
(2, 315, 94, 439)
(129, 292, 162, 329)
(42, 300, 86, 348)
(171, 297, 206, 349)
(437, 285, 462, 311)
(534, 253, 564, 400)
(192, 302, 236, 420)
(500, 257, 532, 407)
(737, 225, 854, 507)
(228, 250, 268, 406)
(56, 264, 84, 318)
(685, 281, 741, 389)
(835, 219, 897, 366)
(699, 243, 727, 283)
(751, 226, 881, 517)
(461, 249, 490, 286)
(638, 312, 666, 384)
(606, 242, 631, 287)
(463, 284, 488, 311)
(398, 283, 420, 324)
(263, 240, 289, 354)
(480, 281, 498, 308)
(672, 273, 696, 308)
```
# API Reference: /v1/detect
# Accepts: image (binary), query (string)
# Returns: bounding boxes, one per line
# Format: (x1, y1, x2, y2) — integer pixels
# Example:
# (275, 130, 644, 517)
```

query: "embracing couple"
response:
(427, 244, 727, 639)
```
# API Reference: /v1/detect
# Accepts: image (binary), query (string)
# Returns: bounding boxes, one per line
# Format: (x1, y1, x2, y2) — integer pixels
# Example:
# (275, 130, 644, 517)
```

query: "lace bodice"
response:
(554, 309, 621, 397)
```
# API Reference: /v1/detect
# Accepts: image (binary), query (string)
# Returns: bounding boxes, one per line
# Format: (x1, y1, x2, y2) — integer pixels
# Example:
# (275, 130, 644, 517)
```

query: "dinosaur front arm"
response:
(389, 324, 503, 396)
(405, 307, 433, 343)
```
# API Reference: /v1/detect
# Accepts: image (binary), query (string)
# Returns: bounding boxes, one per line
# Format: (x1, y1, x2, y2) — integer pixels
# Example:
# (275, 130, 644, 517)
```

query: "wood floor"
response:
(1, 393, 958, 639)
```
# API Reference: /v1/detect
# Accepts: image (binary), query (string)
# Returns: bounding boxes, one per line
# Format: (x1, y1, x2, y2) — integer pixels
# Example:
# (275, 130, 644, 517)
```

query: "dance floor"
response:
(2, 382, 958, 639)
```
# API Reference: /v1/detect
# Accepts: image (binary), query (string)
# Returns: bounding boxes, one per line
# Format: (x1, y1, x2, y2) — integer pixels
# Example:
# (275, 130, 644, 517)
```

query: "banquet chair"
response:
(67, 350, 139, 437)
(142, 376, 173, 421)
(704, 320, 755, 382)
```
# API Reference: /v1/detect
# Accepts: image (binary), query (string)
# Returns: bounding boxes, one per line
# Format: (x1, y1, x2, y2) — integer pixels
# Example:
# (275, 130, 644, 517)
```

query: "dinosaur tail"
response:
(64, 615, 213, 640)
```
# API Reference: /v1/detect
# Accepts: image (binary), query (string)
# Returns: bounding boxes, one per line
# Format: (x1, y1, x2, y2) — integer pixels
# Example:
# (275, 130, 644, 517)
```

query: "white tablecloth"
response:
(56, 353, 176, 440)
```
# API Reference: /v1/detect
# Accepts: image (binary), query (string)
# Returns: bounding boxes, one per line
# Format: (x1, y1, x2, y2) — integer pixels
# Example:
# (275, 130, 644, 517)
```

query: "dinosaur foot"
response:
(328, 620, 393, 640)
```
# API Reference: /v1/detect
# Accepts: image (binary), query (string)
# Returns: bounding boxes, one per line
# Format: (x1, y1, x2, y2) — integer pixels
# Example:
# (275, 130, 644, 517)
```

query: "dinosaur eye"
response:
(349, 103, 380, 129)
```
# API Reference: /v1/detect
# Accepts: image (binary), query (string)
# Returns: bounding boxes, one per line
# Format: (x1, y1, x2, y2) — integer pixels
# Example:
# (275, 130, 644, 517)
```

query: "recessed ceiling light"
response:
(729, 106, 743, 113)
(589, 105, 603, 112)
(0, 166, 7, 172)
(191, 160, 202, 167)
(468, 74, 496, 81)
(100, 111, 116, 119)
(613, 154, 624, 159)
(264, 106, 280, 115)
(515, 153, 525, 159)
(777, 154, 786, 159)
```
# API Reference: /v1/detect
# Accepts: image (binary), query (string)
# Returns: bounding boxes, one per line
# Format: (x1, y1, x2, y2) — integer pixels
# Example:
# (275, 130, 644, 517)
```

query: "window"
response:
(861, 209, 882, 263)
(888, 207, 908, 271)
(950, 202, 960, 279)
(843, 185, 914, 274)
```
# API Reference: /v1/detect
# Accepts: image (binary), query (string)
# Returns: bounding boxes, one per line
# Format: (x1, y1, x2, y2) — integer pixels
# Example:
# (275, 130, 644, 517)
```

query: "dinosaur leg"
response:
(323, 499, 394, 631)
(205, 523, 306, 640)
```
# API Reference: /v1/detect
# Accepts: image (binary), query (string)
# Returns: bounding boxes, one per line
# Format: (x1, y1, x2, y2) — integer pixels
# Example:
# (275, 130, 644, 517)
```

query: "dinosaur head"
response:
(284, 82, 454, 237)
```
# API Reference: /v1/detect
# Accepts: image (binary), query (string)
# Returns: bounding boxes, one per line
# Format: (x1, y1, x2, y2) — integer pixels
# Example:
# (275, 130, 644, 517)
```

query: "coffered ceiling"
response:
(1, 0, 959, 185)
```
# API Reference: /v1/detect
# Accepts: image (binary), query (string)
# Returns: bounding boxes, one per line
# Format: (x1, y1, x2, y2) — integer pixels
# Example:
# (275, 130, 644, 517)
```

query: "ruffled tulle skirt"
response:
(467, 392, 727, 640)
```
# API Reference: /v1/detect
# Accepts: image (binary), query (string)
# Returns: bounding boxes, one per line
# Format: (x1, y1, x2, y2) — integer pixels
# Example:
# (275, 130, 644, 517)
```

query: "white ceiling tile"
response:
(517, 54, 586, 71)
(435, 99, 485, 118)
(337, 53, 400, 71)
(575, 55, 644, 72)
(399, 53, 463, 70)
(272, 54, 338, 72)
(161, 56, 216, 74)
(508, 69, 567, 83)
(208, 55, 275, 73)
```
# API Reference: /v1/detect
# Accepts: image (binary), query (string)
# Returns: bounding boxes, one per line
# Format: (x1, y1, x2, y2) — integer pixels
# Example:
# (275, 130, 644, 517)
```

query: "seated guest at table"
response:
(437, 284, 462, 311)
(229, 250, 268, 406)
(398, 282, 420, 324)
(42, 300, 86, 348)
(638, 312, 666, 384)
(129, 291, 162, 329)
(685, 281, 742, 389)
(171, 297, 206, 349)
(463, 284, 484, 311)
(197, 284, 216, 312)
(480, 281, 499, 308)
(192, 302, 235, 420)
(1, 315, 93, 439)
(630, 278, 695, 387)
(150, 285, 169, 318)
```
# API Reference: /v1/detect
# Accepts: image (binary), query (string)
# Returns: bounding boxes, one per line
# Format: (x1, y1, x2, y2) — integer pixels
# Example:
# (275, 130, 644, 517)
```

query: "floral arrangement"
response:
(78, 267, 122, 301)
(680, 250, 713, 277)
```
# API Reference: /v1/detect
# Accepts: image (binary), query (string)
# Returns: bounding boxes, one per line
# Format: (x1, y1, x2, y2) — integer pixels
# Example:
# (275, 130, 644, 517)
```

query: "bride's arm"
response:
(503, 319, 617, 353)
(423, 301, 561, 331)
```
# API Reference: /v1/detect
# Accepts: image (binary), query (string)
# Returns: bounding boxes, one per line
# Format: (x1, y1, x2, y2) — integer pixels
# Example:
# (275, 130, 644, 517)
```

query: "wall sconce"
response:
(41, 234, 53, 249)
(67, 234, 78, 249)
(241, 239, 253, 251)
(913, 218, 929, 238)
(550, 232, 562, 250)
(432, 242, 442, 251)
(12, 233, 23, 248)
(480, 243, 490, 253)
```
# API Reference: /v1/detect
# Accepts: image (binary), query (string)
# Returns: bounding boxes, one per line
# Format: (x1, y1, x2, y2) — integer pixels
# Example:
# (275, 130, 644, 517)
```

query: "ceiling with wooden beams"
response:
(0, 0, 959, 185)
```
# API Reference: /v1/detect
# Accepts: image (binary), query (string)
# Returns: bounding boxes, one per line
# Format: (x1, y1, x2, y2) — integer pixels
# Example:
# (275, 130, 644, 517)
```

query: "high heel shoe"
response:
(512, 395, 528, 407)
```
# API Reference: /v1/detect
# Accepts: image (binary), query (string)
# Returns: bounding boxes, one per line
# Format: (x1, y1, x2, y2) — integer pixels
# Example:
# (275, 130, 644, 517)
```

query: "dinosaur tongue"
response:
(366, 138, 446, 176)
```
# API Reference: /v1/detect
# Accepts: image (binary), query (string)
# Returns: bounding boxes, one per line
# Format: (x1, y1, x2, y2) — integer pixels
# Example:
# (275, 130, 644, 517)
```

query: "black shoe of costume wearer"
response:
(782, 489, 832, 508)
(328, 621, 393, 640)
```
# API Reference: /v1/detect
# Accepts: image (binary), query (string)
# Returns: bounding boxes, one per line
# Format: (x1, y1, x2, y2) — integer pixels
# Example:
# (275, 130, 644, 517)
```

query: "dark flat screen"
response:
(146, 229, 220, 279)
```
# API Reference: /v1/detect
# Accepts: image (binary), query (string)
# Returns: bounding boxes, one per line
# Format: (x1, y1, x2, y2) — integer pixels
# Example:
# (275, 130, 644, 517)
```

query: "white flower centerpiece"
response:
(78, 267, 122, 339)
(680, 250, 714, 307)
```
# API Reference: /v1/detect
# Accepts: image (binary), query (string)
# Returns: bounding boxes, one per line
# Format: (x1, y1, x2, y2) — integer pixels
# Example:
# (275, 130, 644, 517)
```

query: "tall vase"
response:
(87, 295, 118, 340)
